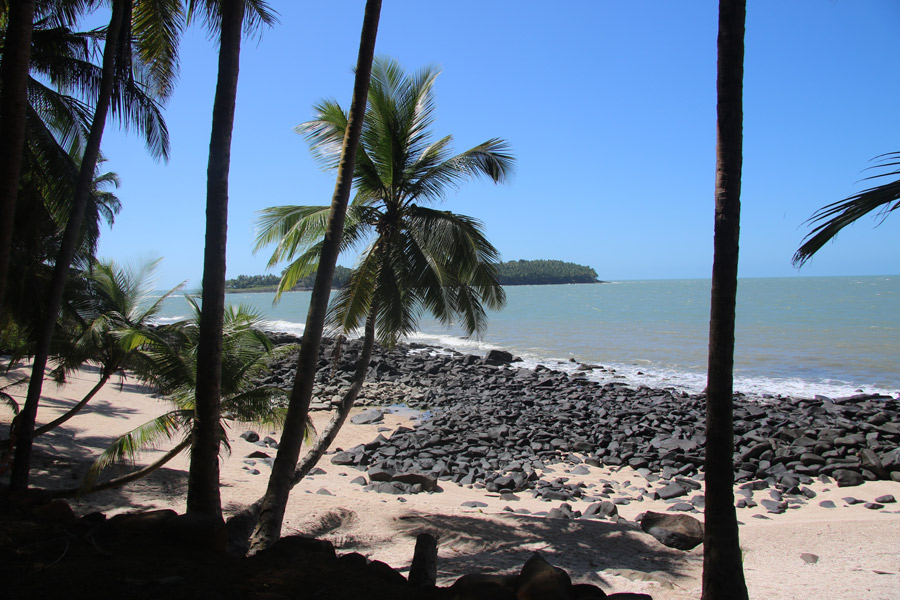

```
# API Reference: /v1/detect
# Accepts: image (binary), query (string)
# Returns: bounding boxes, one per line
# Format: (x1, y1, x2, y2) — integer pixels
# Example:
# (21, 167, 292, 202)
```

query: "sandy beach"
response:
(3, 362, 899, 599)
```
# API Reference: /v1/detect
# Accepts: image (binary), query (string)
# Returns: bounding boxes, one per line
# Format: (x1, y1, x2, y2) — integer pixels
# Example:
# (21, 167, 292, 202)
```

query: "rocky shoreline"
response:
(262, 333, 900, 507)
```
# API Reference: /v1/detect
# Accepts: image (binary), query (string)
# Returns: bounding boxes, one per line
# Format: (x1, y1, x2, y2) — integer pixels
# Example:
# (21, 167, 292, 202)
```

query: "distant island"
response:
(226, 260, 601, 292)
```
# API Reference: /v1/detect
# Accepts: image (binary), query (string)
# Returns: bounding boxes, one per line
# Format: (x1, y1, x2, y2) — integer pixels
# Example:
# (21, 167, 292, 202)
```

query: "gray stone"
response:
(350, 409, 385, 425)
(833, 469, 864, 488)
(639, 511, 704, 550)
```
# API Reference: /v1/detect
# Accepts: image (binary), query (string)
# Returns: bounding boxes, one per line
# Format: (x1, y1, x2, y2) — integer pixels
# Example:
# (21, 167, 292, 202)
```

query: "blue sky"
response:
(93, 1, 900, 289)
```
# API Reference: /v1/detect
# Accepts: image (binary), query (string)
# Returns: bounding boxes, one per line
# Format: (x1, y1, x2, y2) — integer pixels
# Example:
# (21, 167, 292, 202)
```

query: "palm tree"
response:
(10, 0, 180, 490)
(185, 0, 275, 518)
(793, 152, 900, 266)
(248, 56, 513, 551)
(49, 300, 291, 498)
(31, 257, 184, 437)
(703, 1, 749, 598)
(243, 0, 381, 553)
(0, 0, 38, 311)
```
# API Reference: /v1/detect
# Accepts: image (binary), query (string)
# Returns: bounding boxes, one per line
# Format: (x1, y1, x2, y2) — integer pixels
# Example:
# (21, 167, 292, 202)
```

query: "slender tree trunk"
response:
(0, 0, 35, 313)
(33, 369, 113, 437)
(9, 0, 127, 490)
(702, 1, 748, 599)
(187, 0, 243, 519)
(249, 0, 381, 549)
(226, 318, 375, 555)
(51, 437, 190, 499)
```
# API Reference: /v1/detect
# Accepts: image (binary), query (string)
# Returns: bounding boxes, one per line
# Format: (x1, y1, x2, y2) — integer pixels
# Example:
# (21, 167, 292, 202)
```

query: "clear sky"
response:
(92, 1, 900, 289)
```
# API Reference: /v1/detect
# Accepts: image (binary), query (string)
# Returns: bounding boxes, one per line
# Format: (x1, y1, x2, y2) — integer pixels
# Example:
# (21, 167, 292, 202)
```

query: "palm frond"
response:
(80, 409, 189, 490)
(794, 152, 900, 267)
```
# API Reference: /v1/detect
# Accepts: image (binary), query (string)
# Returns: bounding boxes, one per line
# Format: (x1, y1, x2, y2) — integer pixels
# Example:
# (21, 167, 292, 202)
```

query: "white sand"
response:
(3, 363, 899, 599)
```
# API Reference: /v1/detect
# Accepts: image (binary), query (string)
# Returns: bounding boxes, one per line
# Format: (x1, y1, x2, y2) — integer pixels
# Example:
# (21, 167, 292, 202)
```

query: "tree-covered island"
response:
(225, 259, 601, 292)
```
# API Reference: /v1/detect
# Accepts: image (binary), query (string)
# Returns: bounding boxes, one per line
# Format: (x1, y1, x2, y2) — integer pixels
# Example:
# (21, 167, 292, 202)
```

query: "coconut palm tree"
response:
(10, 0, 180, 490)
(0, 0, 38, 310)
(184, 0, 275, 519)
(248, 56, 513, 550)
(243, 0, 381, 552)
(703, 1, 749, 598)
(31, 257, 184, 437)
(48, 300, 292, 498)
(793, 152, 900, 267)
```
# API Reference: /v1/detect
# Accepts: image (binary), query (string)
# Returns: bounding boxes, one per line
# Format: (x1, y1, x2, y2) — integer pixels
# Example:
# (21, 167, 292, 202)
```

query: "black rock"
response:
(350, 409, 385, 425)
(639, 511, 704, 550)
(239, 431, 260, 443)
(833, 469, 864, 488)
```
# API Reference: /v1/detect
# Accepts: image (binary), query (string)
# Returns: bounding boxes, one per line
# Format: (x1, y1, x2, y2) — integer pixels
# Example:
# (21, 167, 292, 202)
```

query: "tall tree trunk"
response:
(51, 437, 190, 499)
(248, 314, 376, 553)
(702, 1, 748, 599)
(33, 369, 114, 436)
(187, 0, 244, 519)
(0, 0, 36, 314)
(249, 0, 381, 549)
(9, 0, 127, 490)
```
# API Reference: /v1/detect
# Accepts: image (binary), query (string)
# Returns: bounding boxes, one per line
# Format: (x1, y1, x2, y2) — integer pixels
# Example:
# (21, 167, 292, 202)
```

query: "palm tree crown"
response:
(256, 57, 514, 346)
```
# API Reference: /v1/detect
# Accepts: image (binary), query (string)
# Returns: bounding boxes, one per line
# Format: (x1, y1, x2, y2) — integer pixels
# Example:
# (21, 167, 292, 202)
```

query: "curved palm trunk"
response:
(10, 0, 128, 490)
(702, 1, 748, 599)
(0, 0, 36, 313)
(248, 314, 376, 553)
(187, 0, 244, 519)
(249, 0, 381, 549)
(33, 369, 114, 437)
(50, 437, 190, 499)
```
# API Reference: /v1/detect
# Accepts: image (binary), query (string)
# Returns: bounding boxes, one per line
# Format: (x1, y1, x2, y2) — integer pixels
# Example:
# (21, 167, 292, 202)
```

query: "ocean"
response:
(153, 276, 900, 400)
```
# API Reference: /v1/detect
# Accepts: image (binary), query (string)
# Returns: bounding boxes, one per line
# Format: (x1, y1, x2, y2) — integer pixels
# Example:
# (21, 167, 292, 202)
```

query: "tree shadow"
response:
(369, 511, 699, 589)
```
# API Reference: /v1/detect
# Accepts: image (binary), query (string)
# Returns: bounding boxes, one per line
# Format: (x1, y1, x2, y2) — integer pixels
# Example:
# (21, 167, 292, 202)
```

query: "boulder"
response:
(350, 409, 385, 425)
(639, 511, 704, 550)
(483, 349, 515, 365)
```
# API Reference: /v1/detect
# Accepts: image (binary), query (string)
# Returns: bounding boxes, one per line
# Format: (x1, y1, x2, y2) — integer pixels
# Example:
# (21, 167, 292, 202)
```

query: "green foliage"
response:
(255, 57, 514, 345)
(496, 259, 600, 285)
(80, 299, 292, 492)
(225, 266, 353, 292)
(794, 151, 900, 267)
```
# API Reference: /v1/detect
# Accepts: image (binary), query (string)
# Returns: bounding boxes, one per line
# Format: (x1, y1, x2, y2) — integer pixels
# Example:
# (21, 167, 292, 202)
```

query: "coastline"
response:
(3, 344, 899, 599)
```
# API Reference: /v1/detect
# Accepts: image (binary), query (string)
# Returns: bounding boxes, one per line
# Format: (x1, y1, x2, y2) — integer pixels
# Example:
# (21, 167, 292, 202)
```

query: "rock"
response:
(833, 469, 864, 487)
(639, 511, 704, 550)
(350, 409, 385, 425)
(239, 430, 259, 443)
(819, 500, 836, 509)
(408, 533, 438, 589)
(330, 451, 356, 466)
(874, 494, 896, 504)
(461, 501, 488, 508)
(583, 501, 618, 519)
(865, 502, 884, 510)
(517, 553, 573, 600)
(367, 466, 394, 482)
(391, 472, 439, 492)
(366, 560, 408, 586)
(484, 349, 515, 365)
(163, 512, 227, 553)
(246, 450, 270, 459)
(800, 553, 819, 564)
(655, 482, 687, 500)
(30, 499, 76, 523)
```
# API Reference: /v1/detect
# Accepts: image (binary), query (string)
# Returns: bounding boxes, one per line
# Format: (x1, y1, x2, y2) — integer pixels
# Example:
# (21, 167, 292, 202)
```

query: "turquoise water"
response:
(154, 276, 900, 398)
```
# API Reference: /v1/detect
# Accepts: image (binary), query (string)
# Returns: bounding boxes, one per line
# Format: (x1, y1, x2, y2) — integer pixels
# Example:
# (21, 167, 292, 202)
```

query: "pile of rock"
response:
(261, 335, 900, 494)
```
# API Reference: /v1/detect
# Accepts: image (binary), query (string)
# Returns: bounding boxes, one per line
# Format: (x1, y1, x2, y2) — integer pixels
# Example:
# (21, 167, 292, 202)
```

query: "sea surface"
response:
(152, 276, 900, 399)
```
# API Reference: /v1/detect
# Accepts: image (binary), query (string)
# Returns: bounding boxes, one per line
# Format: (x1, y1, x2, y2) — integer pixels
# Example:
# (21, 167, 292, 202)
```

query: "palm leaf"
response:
(794, 152, 900, 266)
